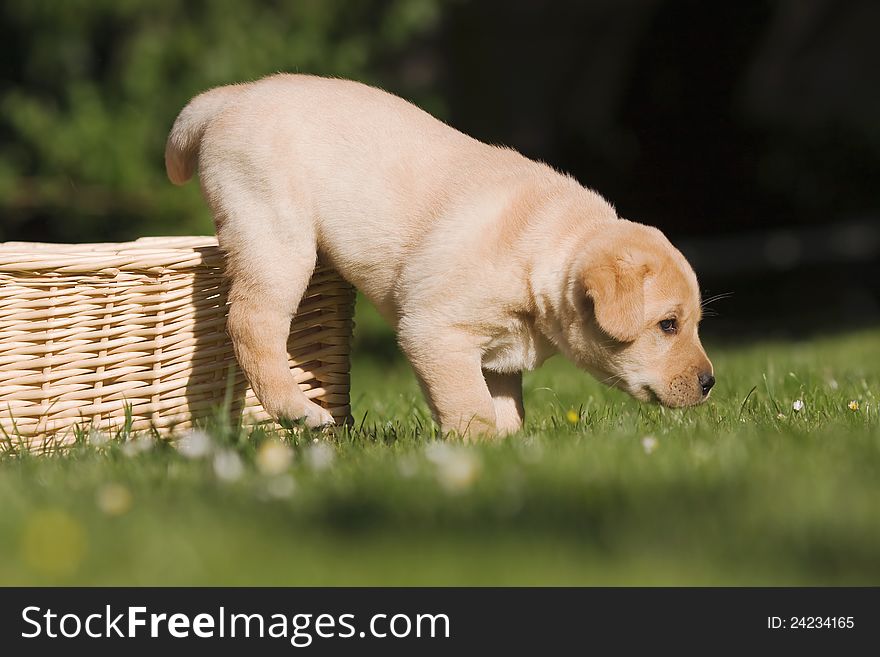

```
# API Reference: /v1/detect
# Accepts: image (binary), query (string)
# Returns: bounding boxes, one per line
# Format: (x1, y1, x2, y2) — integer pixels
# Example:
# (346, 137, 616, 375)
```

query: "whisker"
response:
(701, 291, 734, 307)
(599, 373, 625, 387)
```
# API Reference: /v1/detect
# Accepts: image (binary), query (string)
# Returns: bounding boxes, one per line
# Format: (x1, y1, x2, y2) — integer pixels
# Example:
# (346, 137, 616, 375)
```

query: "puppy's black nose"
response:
(699, 373, 715, 396)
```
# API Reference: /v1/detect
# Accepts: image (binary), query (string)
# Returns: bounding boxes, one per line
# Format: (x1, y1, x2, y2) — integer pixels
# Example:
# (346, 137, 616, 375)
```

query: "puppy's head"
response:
(562, 220, 713, 407)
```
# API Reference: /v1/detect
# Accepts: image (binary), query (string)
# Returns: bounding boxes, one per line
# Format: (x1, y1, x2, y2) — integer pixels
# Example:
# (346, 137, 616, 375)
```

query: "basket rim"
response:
(0, 236, 224, 274)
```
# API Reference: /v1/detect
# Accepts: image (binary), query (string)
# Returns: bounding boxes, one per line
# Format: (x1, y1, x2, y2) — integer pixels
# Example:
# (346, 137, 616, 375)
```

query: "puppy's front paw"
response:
(298, 401, 336, 429)
(266, 394, 336, 430)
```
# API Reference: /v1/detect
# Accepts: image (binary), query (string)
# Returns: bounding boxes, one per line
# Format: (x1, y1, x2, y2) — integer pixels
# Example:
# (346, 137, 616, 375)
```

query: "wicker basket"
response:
(0, 236, 354, 449)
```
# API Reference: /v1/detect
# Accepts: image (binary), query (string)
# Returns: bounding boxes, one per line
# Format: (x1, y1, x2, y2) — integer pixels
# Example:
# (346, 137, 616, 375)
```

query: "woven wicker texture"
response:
(0, 236, 354, 449)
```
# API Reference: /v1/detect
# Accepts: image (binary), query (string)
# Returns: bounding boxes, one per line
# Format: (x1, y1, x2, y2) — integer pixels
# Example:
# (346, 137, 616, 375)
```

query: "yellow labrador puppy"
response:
(166, 74, 714, 436)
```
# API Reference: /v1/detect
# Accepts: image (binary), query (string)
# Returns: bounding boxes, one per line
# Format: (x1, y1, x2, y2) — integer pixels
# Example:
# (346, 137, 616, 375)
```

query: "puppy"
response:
(166, 74, 714, 436)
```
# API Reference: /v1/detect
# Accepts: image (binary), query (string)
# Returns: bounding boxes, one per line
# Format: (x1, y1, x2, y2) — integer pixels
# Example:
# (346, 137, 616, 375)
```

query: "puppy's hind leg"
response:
(484, 370, 524, 435)
(223, 225, 334, 428)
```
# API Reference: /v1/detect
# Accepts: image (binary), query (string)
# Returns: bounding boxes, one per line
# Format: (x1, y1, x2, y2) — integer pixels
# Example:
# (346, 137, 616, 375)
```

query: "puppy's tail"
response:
(165, 84, 245, 185)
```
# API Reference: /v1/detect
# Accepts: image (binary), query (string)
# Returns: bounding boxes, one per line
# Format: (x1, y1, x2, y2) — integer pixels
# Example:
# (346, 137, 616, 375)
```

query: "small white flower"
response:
(176, 429, 212, 459)
(792, 399, 805, 412)
(213, 449, 244, 482)
(96, 483, 132, 516)
(122, 436, 155, 457)
(256, 439, 293, 475)
(641, 436, 658, 454)
(776, 413, 786, 420)
(425, 442, 481, 492)
(265, 474, 296, 499)
(829, 379, 839, 390)
(848, 400, 860, 412)
(305, 442, 335, 471)
(89, 430, 110, 447)
(424, 441, 453, 465)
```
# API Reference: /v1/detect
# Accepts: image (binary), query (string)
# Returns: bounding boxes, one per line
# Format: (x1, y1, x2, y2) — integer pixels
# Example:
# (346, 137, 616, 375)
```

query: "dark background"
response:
(2, 0, 878, 338)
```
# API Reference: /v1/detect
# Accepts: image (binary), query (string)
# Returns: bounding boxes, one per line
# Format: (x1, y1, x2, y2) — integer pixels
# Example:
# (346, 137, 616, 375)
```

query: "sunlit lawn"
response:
(1, 300, 878, 585)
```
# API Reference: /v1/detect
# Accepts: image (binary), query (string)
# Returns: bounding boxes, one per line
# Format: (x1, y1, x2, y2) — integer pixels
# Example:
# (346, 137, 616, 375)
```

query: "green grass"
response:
(1, 301, 878, 585)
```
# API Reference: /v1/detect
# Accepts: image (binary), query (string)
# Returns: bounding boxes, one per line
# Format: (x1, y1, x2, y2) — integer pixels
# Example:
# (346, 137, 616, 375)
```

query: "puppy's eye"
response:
(659, 318, 677, 334)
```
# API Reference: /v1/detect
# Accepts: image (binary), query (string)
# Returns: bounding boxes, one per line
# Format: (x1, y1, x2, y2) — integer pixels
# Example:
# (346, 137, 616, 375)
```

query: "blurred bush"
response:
(0, 0, 444, 242)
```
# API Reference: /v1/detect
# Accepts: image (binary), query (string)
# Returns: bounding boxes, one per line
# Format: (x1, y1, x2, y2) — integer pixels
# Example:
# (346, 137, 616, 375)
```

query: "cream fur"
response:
(166, 74, 713, 437)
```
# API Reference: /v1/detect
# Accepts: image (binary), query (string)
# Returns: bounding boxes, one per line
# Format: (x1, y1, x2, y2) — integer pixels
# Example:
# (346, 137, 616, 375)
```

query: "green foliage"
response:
(1, 325, 879, 585)
(0, 0, 444, 241)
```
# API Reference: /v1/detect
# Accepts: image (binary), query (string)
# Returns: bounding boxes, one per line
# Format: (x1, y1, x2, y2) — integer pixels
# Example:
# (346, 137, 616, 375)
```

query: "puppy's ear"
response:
(582, 252, 647, 343)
